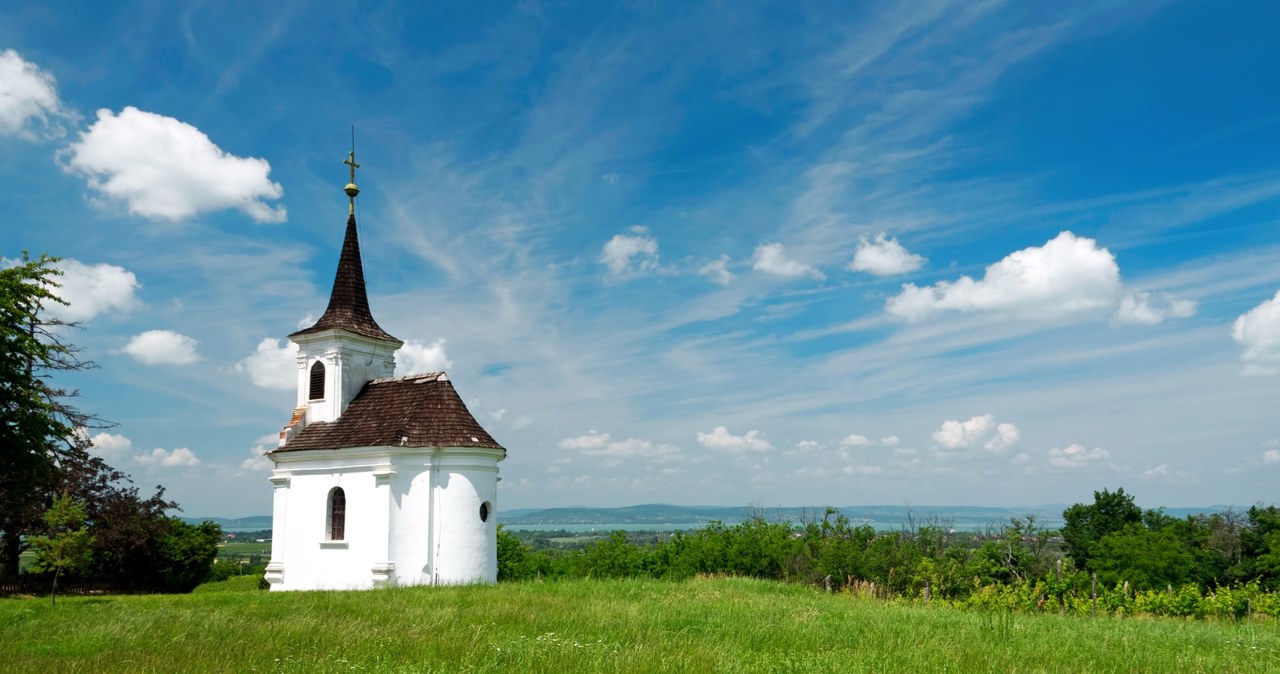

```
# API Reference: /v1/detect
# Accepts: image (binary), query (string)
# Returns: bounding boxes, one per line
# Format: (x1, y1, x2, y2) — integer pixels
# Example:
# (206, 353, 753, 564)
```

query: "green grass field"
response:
(217, 540, 272, 557)
(2, 577, 1276, 673)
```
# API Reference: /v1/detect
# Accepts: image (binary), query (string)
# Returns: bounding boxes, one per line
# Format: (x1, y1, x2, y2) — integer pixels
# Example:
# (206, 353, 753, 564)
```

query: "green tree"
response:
(0, 253, 101, 575)
(1241, 505, 1280, 588)
(496, 525, 533, 581)
(28, 493, 94, 604)
(1091, 524, 1195, 591)
(1061, 488, 1143, 570)
(154, 519, 221, 592)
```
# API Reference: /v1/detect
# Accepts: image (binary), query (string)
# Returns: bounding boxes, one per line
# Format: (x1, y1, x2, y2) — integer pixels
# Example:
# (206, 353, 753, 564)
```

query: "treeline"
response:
(1, 255, 220, 596)
(498, 489, 1280, 619)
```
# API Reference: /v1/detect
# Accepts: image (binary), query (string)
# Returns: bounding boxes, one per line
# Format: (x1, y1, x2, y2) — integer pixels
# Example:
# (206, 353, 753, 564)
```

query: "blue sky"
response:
(2, 0, 1278, 517)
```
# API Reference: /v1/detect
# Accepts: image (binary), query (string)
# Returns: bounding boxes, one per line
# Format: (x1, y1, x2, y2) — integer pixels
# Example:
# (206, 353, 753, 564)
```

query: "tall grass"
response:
(2, 577, 1276, 673)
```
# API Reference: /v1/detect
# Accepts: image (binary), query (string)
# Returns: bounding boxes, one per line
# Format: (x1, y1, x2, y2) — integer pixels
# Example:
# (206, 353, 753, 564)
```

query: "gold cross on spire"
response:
(343, 127, 360, 214)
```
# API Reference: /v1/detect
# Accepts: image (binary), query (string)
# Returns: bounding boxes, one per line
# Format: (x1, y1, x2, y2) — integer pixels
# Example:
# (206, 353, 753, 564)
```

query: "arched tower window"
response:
(309, 361, 326, 400)
(326, 487, 346, 541)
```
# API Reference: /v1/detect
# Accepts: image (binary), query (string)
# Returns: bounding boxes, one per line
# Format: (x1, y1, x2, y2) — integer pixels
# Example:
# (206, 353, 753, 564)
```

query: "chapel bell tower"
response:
(282, 148, 402, 437)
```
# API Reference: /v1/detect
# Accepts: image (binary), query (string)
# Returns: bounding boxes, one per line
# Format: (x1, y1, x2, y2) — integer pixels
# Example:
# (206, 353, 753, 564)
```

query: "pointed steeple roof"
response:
(291, 213, 400, 343)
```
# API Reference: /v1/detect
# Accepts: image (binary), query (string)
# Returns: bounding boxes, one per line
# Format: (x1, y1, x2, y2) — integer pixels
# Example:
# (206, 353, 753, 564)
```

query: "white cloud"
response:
(887, 231, 1120, 321)
(1232, 290, 1280, 375)
(1047, 444, 1109, 469)
(121, 330, 200, 365)
(559, 431, 682, 461)
(135, 447, 200, 467)
(560, 431, 611, 450)
(880, 436, 901, 447)
(1263, 449, 1280, 464)
(698, 255, 736, 285)
(849, 232, 926, 276)
(600, 226, 660, 277)
(396, 338, 452, 375)
(752, 242, 825, 280)
(840, 434, 870, 447)
(63, 106, 286, 222)
(932, 414, 1019, 453)
(88, 432, 134, 461)
(1141, 463, 1198, 483)
(842, 464, 884, 475)
(235, 338, 298, 390)
(0, 49, 70, 138)
(239, 434, 277, 473)
(44, 259, 141, 322)
(1114, 291, 1196, 325)
(601, 172, 620, 185)
(696, 426, 773, 453)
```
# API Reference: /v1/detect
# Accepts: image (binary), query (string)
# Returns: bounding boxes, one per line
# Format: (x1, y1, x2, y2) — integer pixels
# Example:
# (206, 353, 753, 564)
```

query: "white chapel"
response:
(263, 150, 506, 590)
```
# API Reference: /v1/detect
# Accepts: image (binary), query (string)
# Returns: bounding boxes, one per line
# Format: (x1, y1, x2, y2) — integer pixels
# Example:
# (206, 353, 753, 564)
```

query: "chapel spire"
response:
(290, 135, 399, 343)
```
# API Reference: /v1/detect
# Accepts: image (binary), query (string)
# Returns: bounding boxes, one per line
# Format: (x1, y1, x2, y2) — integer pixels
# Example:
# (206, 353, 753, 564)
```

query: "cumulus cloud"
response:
(559, 431, 682, 461)
(135, 447, 200, 467)
(560, 431, 611, 450)
(0, 49, 71, 138)
(235, 338, 298, 390)
(396, 338, 452, 375)
(696, 426, 773, 453)
(849, 232, 926, 276)
(840, 434, 870, 447)
(42, 258, 141, 322)
(121, 330, 200, 365)
(698, 255, 735, 285)
(887, 232, 1120, 322)
(239, 433, 278, 473)
(1047, 444, 1109, 469)
(1114, 291, 1196, 325)
(600, 226, 660, 277)
(752, 243, 824, 280)
(63, 107, 285, 222)
(1141, 463, 1198, 483)
(932, 414, 1019, 453)
(1232, 290, 1280, 375)
(88, 432, 134, 461)
(1263, 449, 1280, 464)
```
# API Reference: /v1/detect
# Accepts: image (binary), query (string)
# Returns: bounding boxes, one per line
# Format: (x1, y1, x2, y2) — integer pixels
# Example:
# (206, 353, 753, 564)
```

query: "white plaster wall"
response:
(292, 331, 398, 425)
(267, 459, 391, 591)
(433, 454, 499, 584)
(267, 446, 502, 591)
(387, 467, 433, 586)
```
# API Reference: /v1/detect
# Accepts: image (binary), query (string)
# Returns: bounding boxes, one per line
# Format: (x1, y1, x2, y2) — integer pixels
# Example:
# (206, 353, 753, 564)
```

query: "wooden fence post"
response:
(1091, 572, 1097, 617)
(1057, 559, 1065, 616)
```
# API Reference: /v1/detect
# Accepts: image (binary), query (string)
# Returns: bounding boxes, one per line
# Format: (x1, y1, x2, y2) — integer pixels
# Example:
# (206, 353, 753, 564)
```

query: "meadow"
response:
(2, 577, 1276, 673)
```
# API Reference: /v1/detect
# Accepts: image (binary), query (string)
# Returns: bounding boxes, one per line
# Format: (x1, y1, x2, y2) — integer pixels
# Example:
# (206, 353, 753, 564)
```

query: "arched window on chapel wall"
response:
(327, 487, 346, 541)
(309, 361, 325, 400)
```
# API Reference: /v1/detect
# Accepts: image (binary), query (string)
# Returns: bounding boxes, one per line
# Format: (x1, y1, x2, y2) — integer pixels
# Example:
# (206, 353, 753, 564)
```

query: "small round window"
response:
(479, 501, 491, 522)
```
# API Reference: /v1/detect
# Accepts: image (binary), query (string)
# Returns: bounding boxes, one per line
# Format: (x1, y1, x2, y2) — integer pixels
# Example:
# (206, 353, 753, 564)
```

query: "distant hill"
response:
(496, 503, 1073, 530)
(182, 515, 273, 532)
(192, 504, 1235, 533)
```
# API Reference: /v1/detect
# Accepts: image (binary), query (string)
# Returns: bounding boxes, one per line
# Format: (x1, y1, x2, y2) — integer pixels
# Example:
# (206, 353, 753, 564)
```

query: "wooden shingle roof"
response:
(275, 372, 504, 453)
(290, 214, 399, 343)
